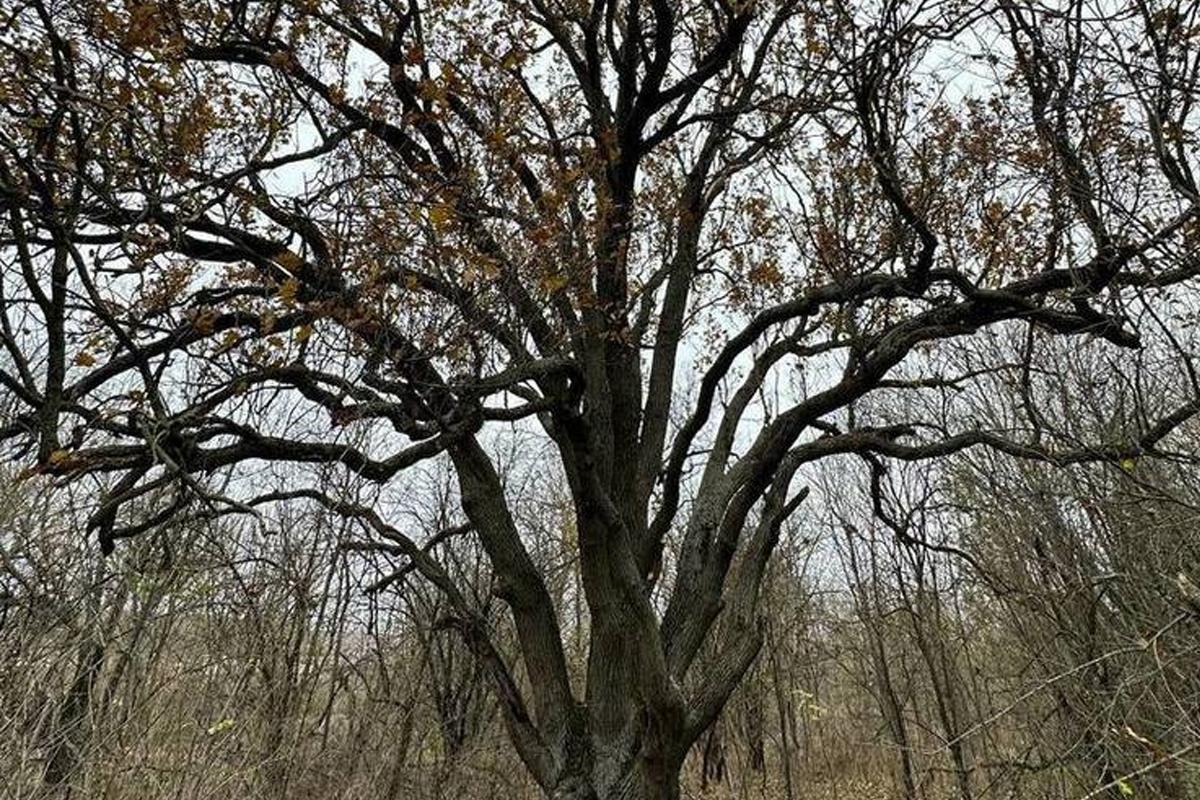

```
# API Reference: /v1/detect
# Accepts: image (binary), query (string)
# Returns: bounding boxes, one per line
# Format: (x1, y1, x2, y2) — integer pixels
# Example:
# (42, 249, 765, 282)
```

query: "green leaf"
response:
(206, 718, 236, 736)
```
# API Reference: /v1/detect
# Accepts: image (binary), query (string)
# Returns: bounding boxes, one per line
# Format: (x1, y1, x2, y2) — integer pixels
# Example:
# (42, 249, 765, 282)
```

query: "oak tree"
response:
(2, 1, 1199, 798)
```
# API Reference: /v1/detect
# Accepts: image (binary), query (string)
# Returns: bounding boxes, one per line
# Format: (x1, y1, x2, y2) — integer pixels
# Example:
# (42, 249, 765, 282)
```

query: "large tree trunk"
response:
(585, 760, 683, 800)
(546, 733, 688, 800)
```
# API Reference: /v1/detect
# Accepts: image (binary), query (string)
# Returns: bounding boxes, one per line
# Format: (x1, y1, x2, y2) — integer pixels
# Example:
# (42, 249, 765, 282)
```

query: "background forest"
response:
(3, 341, 1199, 800)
